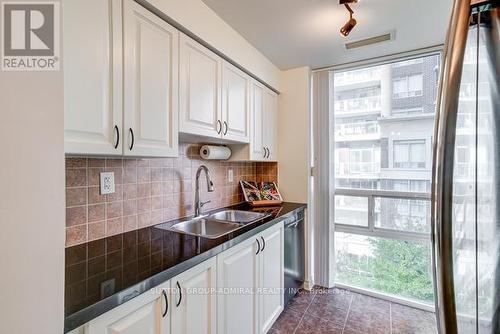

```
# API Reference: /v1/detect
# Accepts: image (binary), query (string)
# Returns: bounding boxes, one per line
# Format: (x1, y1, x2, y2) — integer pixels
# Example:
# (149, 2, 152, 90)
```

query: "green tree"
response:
(369, 238, 434, 301)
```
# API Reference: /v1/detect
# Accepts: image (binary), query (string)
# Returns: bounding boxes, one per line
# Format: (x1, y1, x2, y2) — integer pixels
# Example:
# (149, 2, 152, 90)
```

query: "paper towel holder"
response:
(199, 145, 232, 160)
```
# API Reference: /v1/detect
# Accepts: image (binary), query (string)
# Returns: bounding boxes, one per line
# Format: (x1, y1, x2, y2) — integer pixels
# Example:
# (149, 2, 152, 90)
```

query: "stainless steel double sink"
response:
(166, 210, 269, 239)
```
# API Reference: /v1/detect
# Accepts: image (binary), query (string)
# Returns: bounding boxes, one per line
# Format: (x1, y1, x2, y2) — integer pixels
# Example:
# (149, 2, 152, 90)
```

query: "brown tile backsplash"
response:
(65, 143, 278, 247)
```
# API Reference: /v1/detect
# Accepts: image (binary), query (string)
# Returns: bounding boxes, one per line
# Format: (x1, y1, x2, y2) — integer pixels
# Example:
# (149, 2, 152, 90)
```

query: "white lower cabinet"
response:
(82, 224, 283, 334)
(217, 237, 259, 334)
(171, 257, 217, 334)
(86, 281, 170, 334)
(217, 222, 284, 334)
(258, 224, 284, 333)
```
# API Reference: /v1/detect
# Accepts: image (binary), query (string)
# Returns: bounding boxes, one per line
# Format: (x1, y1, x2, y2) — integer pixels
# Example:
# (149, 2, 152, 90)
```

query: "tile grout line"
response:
(292, 290, 317, 334)
(389, 302, 393, 334)
(341, 293, 354, 334)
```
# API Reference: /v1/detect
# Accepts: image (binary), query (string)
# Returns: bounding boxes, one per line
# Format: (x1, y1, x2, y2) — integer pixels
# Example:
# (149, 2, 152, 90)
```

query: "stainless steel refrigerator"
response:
(432, 0, 499, 333)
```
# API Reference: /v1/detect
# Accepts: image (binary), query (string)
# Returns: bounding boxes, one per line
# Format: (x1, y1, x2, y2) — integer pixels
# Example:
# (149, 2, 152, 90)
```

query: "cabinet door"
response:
(171, 258, 217, 334)
(63, 0, 122, 155)
(179, 34, 222, 139)
(217, 238, 259, 334)
(123, 0, 179, 157)
(87, 282, 170, 334)
(221, 61, 250, 143)
(249, 81, 266, 161)
(258, 223, 284, 334)
(263, 89, 278, 161)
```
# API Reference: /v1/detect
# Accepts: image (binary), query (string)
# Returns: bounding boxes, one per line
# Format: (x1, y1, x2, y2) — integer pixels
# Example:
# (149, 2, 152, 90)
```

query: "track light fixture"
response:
(339, 0, 358, 37)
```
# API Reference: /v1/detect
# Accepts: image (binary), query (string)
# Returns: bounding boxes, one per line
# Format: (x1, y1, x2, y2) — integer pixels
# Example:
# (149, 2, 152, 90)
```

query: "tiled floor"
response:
(270, 288, 437, 334)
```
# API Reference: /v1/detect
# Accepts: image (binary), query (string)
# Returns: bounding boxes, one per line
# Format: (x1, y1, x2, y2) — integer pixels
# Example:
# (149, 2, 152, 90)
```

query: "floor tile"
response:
(272, 287, 437, 334)
(295, 313, 344, 334)
(270, 308, 302, 333)
(391, 302, 437, 334)
(343, 294, 391, 334)
(286, 288, 316, 314)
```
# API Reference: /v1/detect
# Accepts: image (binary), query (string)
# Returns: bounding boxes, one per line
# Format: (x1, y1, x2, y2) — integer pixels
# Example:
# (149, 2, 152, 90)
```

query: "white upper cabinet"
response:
(249, 81, 265, 160)
(63, 0, 123, 155)
(87, 281, 170, 334)
(123, 0, 179, 157)
(171, 258, 217, 334)
(263, 89, 278, 161)
(179, 34, 222, 139)
(221, 61, 250, 143)
(232, 80, 278, 162)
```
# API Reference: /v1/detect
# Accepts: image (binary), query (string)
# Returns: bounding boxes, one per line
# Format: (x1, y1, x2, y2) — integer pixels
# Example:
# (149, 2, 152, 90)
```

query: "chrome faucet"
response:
(194, 165, 215, 217)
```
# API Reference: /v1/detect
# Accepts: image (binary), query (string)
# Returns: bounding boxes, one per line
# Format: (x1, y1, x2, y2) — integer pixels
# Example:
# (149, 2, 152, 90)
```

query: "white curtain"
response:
(311, 70, 335, 288)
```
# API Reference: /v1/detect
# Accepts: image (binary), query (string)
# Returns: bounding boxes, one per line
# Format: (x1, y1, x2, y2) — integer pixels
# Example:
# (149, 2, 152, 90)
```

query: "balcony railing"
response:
(334, 188, 431, 240)
(335, 121, 380, 140)
(334, 68, 382, 86)
(335, 162, 380, 176)
(334, 96, 381, 114)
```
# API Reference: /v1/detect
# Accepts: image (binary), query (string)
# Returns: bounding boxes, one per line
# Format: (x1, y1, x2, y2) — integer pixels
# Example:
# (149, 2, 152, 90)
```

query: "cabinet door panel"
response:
(123, 0, 179, 157)
(87, 281, 170, 334)
(63, 0, 122, 155)
(222, 62, 250, 143)
(106, 301, 159, 334)
(171, 258, 217, 334)
(259, 224, 284, 334)
(264, 90, 278, 161)
(179, 34, 222, 139)
(250, 81, 265, 160)
(217, 238, 259, 334)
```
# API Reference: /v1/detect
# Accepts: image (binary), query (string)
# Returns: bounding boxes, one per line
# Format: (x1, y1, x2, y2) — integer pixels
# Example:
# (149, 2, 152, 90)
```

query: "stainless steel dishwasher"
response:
(283, 208, 305, 306)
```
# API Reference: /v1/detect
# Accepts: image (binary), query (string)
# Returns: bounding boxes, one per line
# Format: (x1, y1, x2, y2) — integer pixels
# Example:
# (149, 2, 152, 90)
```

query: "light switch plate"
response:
(228, 169, 234, 183)
(100, 172, 115, 195)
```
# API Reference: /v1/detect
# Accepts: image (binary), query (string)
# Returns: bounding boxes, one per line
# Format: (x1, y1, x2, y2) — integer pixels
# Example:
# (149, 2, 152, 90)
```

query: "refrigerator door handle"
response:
(431, 0, 471, 333)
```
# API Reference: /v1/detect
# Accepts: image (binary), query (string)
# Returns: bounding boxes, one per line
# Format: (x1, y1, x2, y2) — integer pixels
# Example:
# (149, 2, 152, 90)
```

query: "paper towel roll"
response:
(200, 145, 231, 160)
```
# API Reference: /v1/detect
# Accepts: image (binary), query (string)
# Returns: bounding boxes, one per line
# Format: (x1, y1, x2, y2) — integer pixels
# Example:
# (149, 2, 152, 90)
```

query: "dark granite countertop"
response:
(64, 202, 306, 332)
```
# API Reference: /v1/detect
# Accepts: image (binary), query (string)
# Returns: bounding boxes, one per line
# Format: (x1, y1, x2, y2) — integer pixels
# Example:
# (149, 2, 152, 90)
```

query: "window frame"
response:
(334, 188, 431, 243)
(392, 139, 427, 169)
(392, 73, 424, 98)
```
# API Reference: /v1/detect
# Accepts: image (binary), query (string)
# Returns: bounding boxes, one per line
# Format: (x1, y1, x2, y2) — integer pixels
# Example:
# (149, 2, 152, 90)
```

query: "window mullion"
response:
(368, 194, 375, 232)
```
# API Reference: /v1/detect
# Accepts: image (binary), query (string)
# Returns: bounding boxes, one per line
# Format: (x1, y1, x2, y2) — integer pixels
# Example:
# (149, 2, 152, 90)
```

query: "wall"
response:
(277, 67, 311, 203)
(66, 144, 278, 246)
(0, 2, 65, 333)
(143, 0, 281, 90)
(277, 66, 314, 289)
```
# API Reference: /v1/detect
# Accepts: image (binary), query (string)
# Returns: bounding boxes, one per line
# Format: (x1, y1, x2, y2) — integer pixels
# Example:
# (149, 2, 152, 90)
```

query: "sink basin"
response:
(209, 210, 269, 224)
(169, 217, 241, 239)
(166, 210, 270, 239)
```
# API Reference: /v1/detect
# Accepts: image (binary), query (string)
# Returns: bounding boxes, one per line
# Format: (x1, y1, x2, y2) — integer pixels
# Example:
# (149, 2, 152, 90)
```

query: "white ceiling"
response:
(201, 0, 453, 70)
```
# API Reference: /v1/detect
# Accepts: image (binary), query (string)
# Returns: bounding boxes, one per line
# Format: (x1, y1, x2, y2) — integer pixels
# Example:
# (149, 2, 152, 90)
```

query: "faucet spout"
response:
(194, 165, 215, 217)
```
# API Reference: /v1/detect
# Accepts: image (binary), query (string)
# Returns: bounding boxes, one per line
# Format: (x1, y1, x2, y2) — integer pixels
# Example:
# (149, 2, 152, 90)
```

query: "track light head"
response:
(340, 16, 357, 36)
(339, 1, 358, 37)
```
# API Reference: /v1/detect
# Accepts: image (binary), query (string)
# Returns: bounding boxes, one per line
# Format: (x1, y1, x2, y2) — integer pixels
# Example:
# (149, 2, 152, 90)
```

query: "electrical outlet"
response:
(100, 172, 115, 195)
(228, 169, 234, 183)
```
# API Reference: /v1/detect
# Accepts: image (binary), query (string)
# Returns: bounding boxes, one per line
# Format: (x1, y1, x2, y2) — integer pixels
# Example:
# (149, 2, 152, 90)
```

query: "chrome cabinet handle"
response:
(223, 121, 228, 135)
(255, 238, 261, 255)
(262, 148, 266, 158)
(431, 0, 470, 333)
(260, 236, 266, 251)
(176, 281, 182, 307)
(162, 289, 168, 317)
(217, 120, 222, 134)
(266, 147, 270, 158)
(114, 125, 119, 149)
(129, 128, 134, 150)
